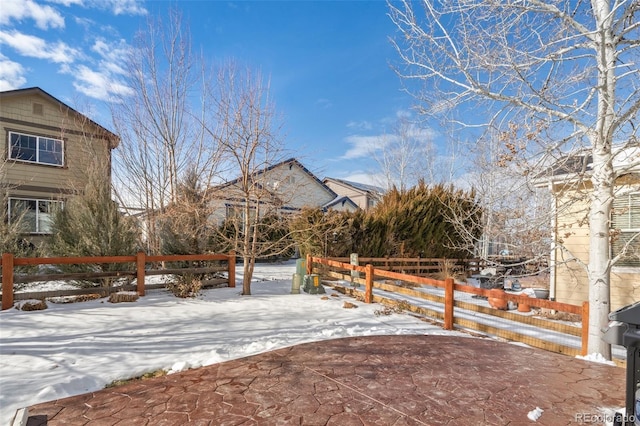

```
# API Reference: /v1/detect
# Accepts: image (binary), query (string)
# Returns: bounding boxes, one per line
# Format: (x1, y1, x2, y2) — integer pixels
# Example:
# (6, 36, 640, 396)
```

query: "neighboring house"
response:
(208, 158, 357, 226)
(533, 146, 640, 310)
(323, 177, 384, 211)
(1, 87, 119, 244)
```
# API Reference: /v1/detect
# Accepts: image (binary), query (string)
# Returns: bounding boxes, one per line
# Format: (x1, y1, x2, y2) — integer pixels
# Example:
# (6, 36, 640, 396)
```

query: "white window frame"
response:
(225, 204, 260, 234)
(8, 197, 63, 234)
(8, 131, 64, 166)
(611, 191, 640, 268)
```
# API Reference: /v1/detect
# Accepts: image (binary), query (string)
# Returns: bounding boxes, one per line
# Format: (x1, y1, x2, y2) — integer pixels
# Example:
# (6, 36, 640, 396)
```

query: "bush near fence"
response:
(308, 255, 589, 358)
(0, 252, 236, 310)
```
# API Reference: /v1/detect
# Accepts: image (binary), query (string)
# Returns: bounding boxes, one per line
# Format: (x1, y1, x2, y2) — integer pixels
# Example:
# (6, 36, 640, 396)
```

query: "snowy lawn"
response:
(0, 261, 469, 424)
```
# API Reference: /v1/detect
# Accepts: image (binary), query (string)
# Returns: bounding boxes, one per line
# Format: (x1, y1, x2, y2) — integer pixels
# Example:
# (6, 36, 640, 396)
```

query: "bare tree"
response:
(111, 9, 219, 254)
(204, 63, 290, 295)
(388, 0, 640, 357)
(372, 116, 435, 191)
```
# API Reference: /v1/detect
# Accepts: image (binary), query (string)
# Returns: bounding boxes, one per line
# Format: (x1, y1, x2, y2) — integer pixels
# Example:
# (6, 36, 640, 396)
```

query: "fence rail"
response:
(308, 255, 588, 357)
(327, 255, 544, 277)
(1, 251, 236, 310)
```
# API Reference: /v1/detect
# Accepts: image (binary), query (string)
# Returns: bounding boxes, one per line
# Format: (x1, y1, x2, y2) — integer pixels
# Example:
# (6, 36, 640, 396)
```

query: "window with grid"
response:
(612, 192, 640, 267)
(9, 198, 63, 234)
(225, 204, 257, 233)
(9, 131, 64, 166)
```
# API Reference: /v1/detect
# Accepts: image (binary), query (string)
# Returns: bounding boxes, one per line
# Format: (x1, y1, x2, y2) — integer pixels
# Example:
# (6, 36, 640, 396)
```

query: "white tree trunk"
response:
(587, 151, 614, 357)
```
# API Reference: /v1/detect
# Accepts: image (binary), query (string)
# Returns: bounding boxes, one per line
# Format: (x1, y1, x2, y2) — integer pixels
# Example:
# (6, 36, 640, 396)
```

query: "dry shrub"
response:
(535, 308, 581, 323)
(375, 300, 412, 316)
(384, 279, 419, 289)
(106, 369, 167, 388)
(343, 301, 358, 309)
(374, 307, 395, 316)
(434, 259, 465, 281)
(76, 294, 103, 302)
(167, 273, 202, 298)
(108, 292, 139, 303)
(49, 294, 102, 304)
(17, 299, 47, 311)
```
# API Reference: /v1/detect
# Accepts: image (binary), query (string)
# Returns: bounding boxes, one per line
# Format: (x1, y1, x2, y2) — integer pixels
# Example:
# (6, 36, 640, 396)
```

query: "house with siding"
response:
(534, 147, 640, 310)
(323, 177, 383, 211)
(1, 87, 119, 244)
(208, 158, 357, 226)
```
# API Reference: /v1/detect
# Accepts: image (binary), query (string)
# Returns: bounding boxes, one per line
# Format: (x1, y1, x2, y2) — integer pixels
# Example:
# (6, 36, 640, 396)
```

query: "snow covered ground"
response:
(0, 260, 472, 425)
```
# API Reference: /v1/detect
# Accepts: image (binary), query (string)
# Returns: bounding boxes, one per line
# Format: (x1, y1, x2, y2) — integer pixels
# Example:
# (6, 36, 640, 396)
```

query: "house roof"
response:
(533, 145, 640, 187)
(322, 195, 359, 211)
(323, 177, 384, 196)
(215, 158, 338, 199)
(0, 87, 120, 149)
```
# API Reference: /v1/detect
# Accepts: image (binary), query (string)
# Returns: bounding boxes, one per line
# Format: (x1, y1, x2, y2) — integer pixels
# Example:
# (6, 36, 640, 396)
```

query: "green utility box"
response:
(296, 259, 306, 276)
(302, 273, 325, 294)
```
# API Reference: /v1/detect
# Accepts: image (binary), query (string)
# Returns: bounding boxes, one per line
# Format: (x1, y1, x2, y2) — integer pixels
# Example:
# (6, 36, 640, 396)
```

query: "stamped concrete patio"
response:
(25, 335, 625, 425)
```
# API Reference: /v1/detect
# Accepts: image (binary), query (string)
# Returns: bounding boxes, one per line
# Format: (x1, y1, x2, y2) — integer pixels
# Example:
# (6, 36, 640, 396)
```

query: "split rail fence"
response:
(327, 255, 543, 277)
(307, 255, 589, 357)
(1, 251, 236, 310)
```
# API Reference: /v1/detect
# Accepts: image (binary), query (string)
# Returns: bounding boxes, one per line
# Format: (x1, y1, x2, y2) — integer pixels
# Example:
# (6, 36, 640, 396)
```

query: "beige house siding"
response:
(1, 88, 118, 238)
(550, 181, 640, 310)
(208, 159, 347, 225)
(323, 178, 381, 211)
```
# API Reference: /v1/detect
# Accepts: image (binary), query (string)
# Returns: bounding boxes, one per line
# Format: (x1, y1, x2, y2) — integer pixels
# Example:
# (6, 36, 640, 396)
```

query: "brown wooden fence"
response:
(1, 251, 236, 310)
(328, 255, 543, 277)
(308, 254, 589, 357)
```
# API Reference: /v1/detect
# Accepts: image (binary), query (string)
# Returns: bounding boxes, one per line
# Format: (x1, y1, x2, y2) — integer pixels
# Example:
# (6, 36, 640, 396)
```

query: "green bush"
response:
(46, 171, 140, 284)
(290, 182, 481, 259)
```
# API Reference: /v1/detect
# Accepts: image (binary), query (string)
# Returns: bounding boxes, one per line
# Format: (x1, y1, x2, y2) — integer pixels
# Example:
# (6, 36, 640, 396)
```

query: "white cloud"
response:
(342, 134, 390, 159)
(316, 98, 332, 109)
(108, 0, 147, 16)
(91, 38, 131, 75)
(338, 171, 387, 189)
(0, 30, 80, 63)
(48, 0, 147, 16)
(71, 64, 133, 101)
(0, 0, 65, 29)
(0, 53, 26, 90)
(47, 0, 84, 6)
(346, 120, 373, 131)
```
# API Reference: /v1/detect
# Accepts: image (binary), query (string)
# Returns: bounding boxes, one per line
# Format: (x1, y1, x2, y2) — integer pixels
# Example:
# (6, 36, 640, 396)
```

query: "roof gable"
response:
(216, 158, 338, 198)
(0, 87, 120, 148)
(212, 158, 341, 210)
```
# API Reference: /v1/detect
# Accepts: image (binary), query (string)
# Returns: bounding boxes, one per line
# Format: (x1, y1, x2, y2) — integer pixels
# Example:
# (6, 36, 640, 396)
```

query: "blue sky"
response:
(0, 0, 438, 185)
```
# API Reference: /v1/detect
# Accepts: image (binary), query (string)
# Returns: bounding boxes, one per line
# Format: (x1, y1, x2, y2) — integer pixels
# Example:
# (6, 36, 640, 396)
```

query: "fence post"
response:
(306, 253, 312, 275)
(228, 251, 236, 288)
(444, 277, 454, 330)
(581, 301, 589, 356)
(136, 251, 146, 297)
(2, 253, 14, 311)
(365, 264, 374, 303)
(350, 253, 360, 281)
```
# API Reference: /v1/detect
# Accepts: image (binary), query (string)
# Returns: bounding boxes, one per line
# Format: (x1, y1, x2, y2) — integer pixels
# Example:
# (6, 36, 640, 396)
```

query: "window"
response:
(9, 132, 64, 166)
(9, 198, 62, 234)
(612, 192, 640, 267)
(225, 204, 257, 233)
